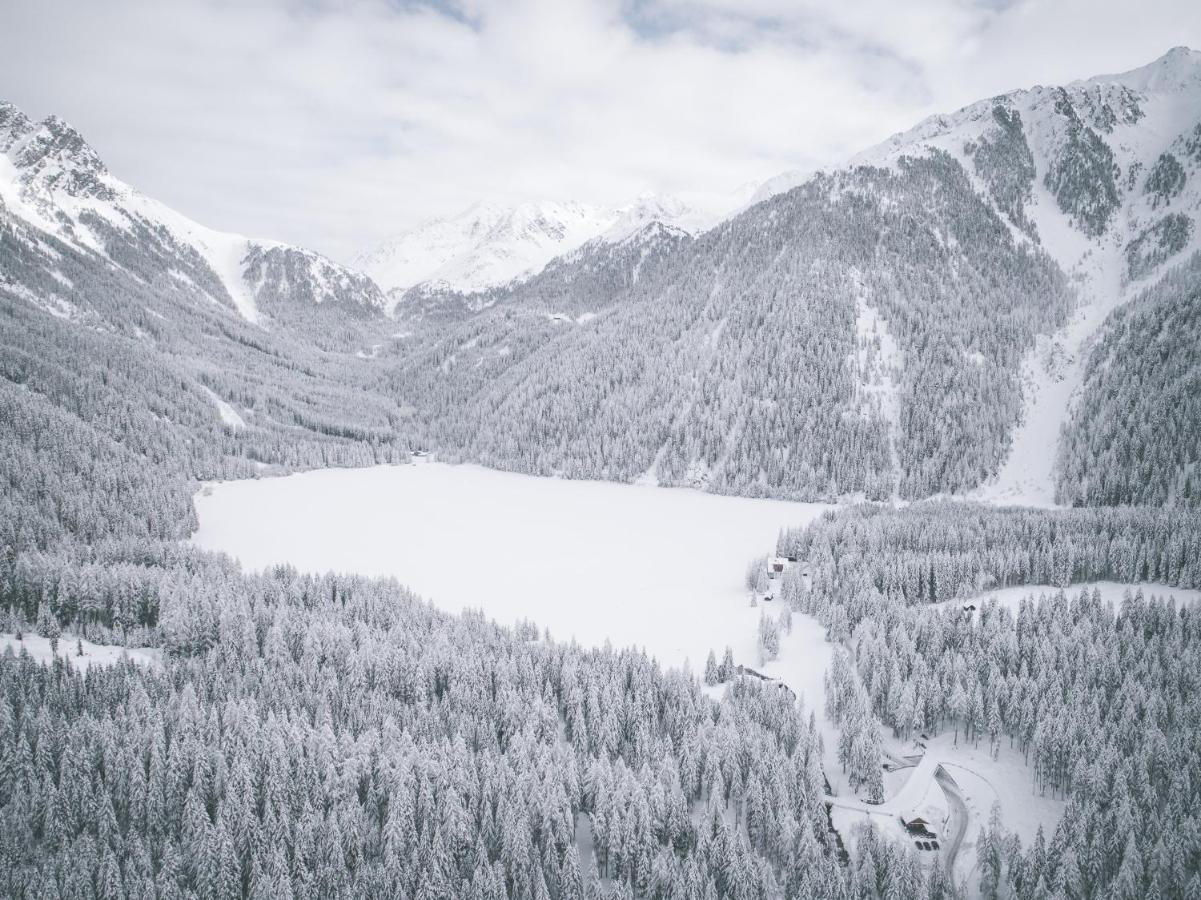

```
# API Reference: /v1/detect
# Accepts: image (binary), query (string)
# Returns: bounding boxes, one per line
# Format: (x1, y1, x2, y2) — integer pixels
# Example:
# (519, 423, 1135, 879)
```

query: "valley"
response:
(2, 36, 1201, 900)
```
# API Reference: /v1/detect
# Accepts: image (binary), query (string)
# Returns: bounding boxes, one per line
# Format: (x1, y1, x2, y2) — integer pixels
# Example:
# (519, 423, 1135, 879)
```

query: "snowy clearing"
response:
(191, 462, 833, 674)
(1, 633, 162, 672)
(830, 730, 1066, 880)
(199, 385, 246, 428)
(945, 581, 1201, 616)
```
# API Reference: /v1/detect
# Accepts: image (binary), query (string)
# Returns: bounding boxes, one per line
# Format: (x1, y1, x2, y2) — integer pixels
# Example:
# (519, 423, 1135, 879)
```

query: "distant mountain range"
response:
(350, 191, 752, 304)
(3, 47, 1200, 508)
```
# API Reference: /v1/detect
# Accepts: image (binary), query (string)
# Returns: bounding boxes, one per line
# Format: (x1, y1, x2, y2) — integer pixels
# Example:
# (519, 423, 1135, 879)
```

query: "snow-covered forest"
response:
(1056, 253, 1201, 506)
(767, 502, 1201, 898)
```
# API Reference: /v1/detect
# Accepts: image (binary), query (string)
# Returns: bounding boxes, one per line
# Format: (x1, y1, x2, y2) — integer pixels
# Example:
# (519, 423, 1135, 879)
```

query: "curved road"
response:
(934, 766, 968, 874)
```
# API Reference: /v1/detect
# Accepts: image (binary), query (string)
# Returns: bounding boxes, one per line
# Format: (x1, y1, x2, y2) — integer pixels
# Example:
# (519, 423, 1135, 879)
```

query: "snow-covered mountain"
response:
(387, 47, 1201, 506)
(840, 46, 1201, 504)
(0, 101, 384, 325)
(352, 193, 714, 301)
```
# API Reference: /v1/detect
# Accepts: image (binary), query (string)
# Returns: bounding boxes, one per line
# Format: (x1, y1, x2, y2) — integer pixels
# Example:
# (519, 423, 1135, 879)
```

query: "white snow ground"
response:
(944, 581, 1201, 616)
(199, 385, 246, 428)
(0, 633, 162, 672)
(191, 462, 833, 674)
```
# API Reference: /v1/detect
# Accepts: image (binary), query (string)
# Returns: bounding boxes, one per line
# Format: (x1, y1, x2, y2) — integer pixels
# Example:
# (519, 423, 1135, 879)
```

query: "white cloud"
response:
(2, 0, 1199, 261)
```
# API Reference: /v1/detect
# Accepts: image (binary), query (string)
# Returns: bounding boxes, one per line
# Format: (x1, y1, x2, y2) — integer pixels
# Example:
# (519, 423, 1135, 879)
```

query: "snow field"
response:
(0, 632, 162, 673)
(199, 385, 247, 428)
(945, 581, 1201, 617)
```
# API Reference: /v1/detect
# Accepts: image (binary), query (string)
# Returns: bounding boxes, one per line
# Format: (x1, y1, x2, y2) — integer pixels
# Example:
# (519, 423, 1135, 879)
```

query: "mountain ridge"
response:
(3, 47, 1200, 508)
(0, 99, 385, 326)
(351, 192, 729, 303)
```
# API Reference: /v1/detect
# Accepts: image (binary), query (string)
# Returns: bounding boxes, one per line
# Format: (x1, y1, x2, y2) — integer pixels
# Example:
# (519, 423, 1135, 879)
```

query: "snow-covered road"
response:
(935, 767, 968, 873)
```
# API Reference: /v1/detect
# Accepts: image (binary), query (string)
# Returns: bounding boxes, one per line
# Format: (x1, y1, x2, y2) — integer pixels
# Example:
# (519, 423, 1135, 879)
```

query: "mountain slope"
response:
(0, 101, 385, 327)
(389, 154, 1069, 500)
(1056, 252, 1201, 506)
(4, 49, 1200, 511)
(844, 47, 1201, 504)
(384, 48, 1201, 503)
(0, 101, 411, 551)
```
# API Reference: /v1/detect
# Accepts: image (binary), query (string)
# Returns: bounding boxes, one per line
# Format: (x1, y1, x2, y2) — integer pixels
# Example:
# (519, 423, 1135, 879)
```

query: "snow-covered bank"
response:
(191, 462, 833, 674)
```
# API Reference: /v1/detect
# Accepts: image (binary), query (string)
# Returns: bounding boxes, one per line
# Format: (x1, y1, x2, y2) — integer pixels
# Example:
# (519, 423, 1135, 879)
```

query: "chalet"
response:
(736, 664, 771, 681)
(901, 816, 935, 838)
(735, 665, 796, 697)
(767, 557, 788, 578)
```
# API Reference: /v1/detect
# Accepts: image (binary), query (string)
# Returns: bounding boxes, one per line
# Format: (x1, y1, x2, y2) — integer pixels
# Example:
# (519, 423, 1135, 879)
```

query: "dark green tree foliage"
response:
(1143, 152, 1186, 208)
(1044, 88, 1121, 236)
(1123, 213, 1193, 280)
(1058, 253, 1201, 506)
(968, 104, 1038, 236)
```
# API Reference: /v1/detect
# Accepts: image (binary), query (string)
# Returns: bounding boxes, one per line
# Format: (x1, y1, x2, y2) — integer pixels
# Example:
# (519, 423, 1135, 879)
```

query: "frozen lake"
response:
(191, 462, 833, 672)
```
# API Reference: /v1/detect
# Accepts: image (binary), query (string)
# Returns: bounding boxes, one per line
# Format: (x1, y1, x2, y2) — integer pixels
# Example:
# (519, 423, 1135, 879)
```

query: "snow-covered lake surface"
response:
(191, 462, 833, 673)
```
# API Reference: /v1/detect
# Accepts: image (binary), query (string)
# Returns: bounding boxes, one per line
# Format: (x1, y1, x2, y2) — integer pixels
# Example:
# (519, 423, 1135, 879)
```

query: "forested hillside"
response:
(1056, 253, 1201, 507)
(392, 154, 1069, 501)
(7, 51, 1201, 507)
(0, 561, 880, 900)
(0, 111, 414, 553)
(0, 97, 915, 900)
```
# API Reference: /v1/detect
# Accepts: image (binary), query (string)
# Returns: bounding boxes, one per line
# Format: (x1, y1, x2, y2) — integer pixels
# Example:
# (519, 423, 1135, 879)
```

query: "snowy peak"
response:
(353, 199, 611, 296)
(843, 46, 1201, 277)
(602, 193, 693, 241)
(0, 100, 383, 325)
(1, 105, 116, 205)
(825, 44, 1201, 506)
(243, 243, 384, 318)
(1091, 46, 1201, 95)
(0, 101, 34, 150)
(355, 193, 704, 298)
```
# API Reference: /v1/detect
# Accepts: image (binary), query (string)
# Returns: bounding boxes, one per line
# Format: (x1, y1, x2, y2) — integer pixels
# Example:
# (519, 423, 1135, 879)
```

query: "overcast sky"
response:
(3, 0, 1199, 261)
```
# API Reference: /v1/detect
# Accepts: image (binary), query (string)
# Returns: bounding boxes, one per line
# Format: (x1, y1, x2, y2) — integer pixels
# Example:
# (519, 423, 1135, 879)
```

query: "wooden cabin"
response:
(901, 816, 934, 837)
